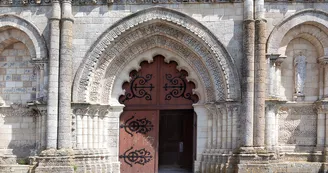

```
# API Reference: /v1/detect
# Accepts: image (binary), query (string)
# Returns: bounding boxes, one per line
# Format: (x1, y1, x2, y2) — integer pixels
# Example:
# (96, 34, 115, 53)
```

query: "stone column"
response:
(82, 113, 88, 149)
(58, 0, 74, 149)
(193, 104, 208, 170)
(88, 112, 94, 149)
(46, 0, 60, 149)
(93, 112, 99, 148)
(108, 105, 124, 173)
(98, 116, 104, 148)
(254, 4, 267, 147)
(275, 56, 286, 99)
(319, 63, 325, 100)
(232, 105, 239, 149)
(241, 0, 254, 147)
(216, 105, 222, 149)
(205, 104, 214, 149)
(74, 108, 84, 149)
(205, 103, 217, 149)
(221, 105, 227, 149)
(265, 102, 276, 150)
(227, 106, 232, 149)
(317, 113, 325, 149)
(319, 57, 328, 99)
(314, 101, 328, 161)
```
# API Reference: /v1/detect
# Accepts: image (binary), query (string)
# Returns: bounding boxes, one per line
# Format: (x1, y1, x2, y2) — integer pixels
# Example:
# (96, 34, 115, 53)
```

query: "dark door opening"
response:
(158, 110, 194, 172)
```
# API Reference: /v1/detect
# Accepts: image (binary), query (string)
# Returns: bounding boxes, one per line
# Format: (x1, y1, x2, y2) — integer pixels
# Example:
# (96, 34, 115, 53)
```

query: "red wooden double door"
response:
(119, 56, 198, 173)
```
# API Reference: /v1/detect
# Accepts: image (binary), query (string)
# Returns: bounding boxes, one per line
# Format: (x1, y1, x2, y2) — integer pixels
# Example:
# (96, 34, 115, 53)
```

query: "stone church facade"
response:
(0, 0, 328, 172)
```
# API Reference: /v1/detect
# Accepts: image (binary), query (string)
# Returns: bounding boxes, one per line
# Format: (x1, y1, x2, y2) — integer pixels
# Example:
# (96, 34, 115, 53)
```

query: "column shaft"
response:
(254, 19, 266, 147)
(93, 115, 99, 148)
(265, 104, 275, 149)
(88, 115, 93, 148)
(319, 65, 324, 99)
(227, 108, 232, 149)
(276, 64, 282, 99)
(82, 115, 88, 148)
(222, 108, 227, 149)
(241, 19, 255, 147)
(99, 117, 104, 148)
(46, 1, 60, 149)
(325, 114, 328, 148)
(103, 116, 109, 148)
(232, 106, 238, 149)
(212, 110, 217, 149)
(76, 114, 83, 149)
(317, 113, 325, 147)
(217, 107, 222, 149)
(58, 0, 73, 149)
(324, 66, 328, 98)
(207, 111, 213, 149)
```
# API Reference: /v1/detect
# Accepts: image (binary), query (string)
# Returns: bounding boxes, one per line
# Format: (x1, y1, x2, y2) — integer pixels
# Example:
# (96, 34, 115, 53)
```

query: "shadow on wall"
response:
(278, 105, 317, 158)
(0, 106, 43, 165)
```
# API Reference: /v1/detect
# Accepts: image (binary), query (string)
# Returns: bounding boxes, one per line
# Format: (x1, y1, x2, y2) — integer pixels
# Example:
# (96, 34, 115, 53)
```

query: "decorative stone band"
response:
(0, 104, 38, 117)
(0, 0, 242, 6)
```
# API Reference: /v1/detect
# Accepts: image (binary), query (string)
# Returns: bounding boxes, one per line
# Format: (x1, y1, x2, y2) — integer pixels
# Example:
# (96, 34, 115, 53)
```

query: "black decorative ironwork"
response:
(119, 147, 152, 167)
(120, 73, 154, 103)
(120, 115, 154, 137)
(163, 72, 196, 103)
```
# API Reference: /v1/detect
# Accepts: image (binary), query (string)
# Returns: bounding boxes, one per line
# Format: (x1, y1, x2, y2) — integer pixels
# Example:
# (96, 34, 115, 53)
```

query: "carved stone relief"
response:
(294, 55, 307, 94)
(278, 105, 316, 146)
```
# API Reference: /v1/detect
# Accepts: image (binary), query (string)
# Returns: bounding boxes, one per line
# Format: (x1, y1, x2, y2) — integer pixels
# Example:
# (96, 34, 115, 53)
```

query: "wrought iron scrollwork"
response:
(163, 73, 196, 103)
(119, 147, 153, 167)
(120, 115, 154, 137)
(120, 73, 154, 103)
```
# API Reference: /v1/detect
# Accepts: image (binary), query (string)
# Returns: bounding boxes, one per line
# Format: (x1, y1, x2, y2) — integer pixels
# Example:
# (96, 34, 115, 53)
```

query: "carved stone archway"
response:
(73, 7, 241, 105)
(0, 14, 48, 60)
(267, 9, 328, 55)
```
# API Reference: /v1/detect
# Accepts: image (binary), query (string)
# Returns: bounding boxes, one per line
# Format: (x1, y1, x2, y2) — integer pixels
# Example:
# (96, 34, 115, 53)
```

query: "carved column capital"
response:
(266, 54, 286, 67)
(204, 102, 217, 116)
(315, 101, 328, 114)
(318, 56, 328, 66)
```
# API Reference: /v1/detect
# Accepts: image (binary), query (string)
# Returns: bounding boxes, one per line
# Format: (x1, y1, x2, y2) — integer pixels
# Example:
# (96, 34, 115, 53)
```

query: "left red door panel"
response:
(119, 110, 159, 173)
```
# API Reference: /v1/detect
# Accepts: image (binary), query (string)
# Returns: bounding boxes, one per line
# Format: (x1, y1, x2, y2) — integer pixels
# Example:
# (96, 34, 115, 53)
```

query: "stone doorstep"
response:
(0, 149, 14, 155)
(0, 165, 31, 173)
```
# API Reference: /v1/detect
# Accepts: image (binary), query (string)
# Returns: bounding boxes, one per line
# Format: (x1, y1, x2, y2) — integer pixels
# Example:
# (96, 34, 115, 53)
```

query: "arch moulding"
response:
(0, 14, 48, 60)
(73, 7, 241, 105)
(267, 9, 328, 55)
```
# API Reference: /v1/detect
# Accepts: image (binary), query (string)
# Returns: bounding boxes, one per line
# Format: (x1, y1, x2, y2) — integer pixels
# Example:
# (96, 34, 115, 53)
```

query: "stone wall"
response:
(0, 42, 37, 105)
(0, 106, 41, 164)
